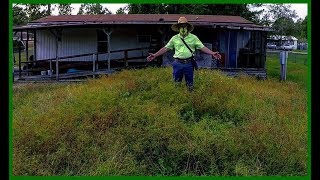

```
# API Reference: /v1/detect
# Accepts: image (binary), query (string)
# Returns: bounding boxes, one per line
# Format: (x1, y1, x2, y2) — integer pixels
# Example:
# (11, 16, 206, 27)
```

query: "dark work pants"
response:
(172, 60, 194, 89)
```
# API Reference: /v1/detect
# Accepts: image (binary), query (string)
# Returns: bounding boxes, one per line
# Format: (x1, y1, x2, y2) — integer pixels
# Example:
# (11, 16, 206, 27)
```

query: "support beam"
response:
(93, 53, 96, 78)
(18, 32, 22, 78)
(50, 29, 62, 81)
(34, 30, 37, 61)
(227, 31, 230, 68)
(124, 50, 128, 67)
(49, 30, 53, 78)
(55, 35, 59, 81)
(102, 28, 113, 72)
(26, 30, 29, 75)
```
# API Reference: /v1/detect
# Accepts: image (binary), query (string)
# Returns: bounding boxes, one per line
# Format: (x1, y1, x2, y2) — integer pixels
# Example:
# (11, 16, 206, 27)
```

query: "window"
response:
(97, 30, 108, 53)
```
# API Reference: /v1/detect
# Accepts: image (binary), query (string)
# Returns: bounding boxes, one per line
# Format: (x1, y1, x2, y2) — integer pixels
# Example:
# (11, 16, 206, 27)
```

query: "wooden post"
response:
(55, 36, 59, 81)
(49, 31, 53, 77)
(93, 53, 96, 78)
(54, 29, 62, 81)
(18, 38, 21, 79)
(26, 31, 29, 76)
(227, 31, 230, 68)
(102, 28, 113, 72)
(107, 34, 111, 71)
(124, 50, 128, 67)
(96, 52, 99, 70)
(34, 30, 37, 61)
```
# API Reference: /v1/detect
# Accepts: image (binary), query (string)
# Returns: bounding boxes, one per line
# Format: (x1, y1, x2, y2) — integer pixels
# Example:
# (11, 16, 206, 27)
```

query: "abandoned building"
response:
(13, 14, 271, 81)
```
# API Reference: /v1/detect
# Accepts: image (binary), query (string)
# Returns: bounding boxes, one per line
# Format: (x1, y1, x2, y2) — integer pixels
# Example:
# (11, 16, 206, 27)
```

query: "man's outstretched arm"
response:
(199, 47, 221, 60)
(147, 47, 170, 61)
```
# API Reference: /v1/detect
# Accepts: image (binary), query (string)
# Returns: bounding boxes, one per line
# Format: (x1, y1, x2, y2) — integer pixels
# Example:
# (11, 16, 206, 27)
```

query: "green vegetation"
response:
(13, 47, 34, 67)
(13, 59, 307, 176)
(293, 49, 308, 53)
(266, 52, 307, 89)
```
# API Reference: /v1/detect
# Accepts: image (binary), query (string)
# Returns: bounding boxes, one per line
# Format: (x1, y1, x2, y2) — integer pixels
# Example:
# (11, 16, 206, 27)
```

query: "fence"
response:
(14, 47, 151, 81)
(266, 51, 308, 65)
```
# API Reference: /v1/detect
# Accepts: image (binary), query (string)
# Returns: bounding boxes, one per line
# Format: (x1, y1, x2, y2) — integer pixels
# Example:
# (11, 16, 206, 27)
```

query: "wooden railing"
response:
(35, 47, 150, 62)
(18, 47, 151, 80)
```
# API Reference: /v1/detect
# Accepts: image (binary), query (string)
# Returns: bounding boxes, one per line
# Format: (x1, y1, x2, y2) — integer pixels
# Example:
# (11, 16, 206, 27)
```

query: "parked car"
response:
(267, 43, 277, 49)
(277, 44, 294, 51)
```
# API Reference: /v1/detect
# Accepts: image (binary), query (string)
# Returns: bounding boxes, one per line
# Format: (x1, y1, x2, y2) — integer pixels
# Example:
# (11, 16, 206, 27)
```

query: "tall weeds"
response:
(13, 67, 307, 176)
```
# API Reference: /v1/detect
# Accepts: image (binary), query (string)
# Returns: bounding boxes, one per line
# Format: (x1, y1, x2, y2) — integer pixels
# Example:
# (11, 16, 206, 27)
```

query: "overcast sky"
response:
(51, 3, 307, 20)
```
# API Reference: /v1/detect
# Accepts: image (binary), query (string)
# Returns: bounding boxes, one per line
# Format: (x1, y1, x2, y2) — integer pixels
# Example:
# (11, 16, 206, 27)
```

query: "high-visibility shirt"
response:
(165, 33, 205, 59)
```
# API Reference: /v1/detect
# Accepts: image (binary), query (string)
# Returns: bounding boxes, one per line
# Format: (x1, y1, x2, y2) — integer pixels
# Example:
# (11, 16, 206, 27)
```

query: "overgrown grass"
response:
(13, 66, 307, 176)
(266, 52, 308, 89)
(13, 48, 34, 66)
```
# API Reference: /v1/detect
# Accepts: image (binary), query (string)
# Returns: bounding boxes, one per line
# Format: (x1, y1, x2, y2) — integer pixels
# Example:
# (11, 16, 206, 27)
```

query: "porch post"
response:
(34, 30, 37, 61)
(49, 30, 53, 78)
(18, 31, 22, 79)
(26, 30, 29, 75)
(49, 29, 62, 80)
(227, 31, 230, 68)
(55, 29, 62, 81)
(102, 28, 113, 72)
(55, 34, 59, 81)
(93, 53, 96, 78)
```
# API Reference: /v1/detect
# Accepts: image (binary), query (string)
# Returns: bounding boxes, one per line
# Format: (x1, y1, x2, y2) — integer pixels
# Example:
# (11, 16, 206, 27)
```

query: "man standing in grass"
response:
(147, 16, 221, 91)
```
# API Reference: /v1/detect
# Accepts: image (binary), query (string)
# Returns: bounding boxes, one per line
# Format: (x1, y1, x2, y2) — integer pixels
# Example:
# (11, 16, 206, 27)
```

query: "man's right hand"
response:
(147, 53, 156, 62)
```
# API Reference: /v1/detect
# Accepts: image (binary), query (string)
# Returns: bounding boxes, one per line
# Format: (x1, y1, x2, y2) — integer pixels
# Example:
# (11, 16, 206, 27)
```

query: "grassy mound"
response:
(13, 67, 307, 176)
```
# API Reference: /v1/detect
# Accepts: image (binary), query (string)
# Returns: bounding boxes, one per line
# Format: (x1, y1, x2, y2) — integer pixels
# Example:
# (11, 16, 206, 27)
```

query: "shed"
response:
(13, 14, 271, 81)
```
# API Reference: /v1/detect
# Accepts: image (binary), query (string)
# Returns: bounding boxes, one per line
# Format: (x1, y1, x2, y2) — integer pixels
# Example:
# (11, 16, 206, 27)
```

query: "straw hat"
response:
(171, 17, 194, 32)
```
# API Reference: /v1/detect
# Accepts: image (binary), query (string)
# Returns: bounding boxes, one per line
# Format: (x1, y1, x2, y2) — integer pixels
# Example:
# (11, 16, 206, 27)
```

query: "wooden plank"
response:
(17, 69, 116, 81)
(35, 47, 150, 62)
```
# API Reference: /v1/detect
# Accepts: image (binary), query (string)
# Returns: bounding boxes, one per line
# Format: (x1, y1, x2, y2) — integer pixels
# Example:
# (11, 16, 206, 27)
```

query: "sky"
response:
(51, 3, 307, 20)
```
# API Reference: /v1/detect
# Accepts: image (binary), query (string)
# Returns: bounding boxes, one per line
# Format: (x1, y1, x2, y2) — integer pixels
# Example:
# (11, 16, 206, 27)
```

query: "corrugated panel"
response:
(36, 30, 56, 60)
(60, 28, 96, 61)
(98, 30, 149, 61)
(36, 26, 152, 62)
(36, 28, 96, 61)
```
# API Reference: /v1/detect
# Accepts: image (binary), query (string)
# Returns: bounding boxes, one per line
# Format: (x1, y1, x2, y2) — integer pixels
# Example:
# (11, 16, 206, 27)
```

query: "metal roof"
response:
(13, 14, 271, 31)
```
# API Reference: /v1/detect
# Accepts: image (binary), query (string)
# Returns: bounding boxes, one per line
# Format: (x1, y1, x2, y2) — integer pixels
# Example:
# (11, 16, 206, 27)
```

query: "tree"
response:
(77, 3, 111, 15)
(46, 4, 52, 16)
(126, 4, 262, 23)
(25, 4, 47, 21)
(264, 4, 298, 44)
(272, 17, 296, 36)
(12, 5, 28, 25)
(116, 7, 127, 14)
(127, 4, 165, 14)
(57, 4, 73, 15)
(294, 16, 307, 42)
(301, 16, 307, 40)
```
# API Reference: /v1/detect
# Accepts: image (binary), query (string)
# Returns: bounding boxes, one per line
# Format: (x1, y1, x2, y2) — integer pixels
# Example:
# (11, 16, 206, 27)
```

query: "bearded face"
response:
(179, 25, 188, 37)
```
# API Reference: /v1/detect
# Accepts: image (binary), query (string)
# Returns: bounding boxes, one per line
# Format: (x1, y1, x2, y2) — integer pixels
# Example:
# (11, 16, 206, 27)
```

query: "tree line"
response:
(12, 3, 307, 42)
